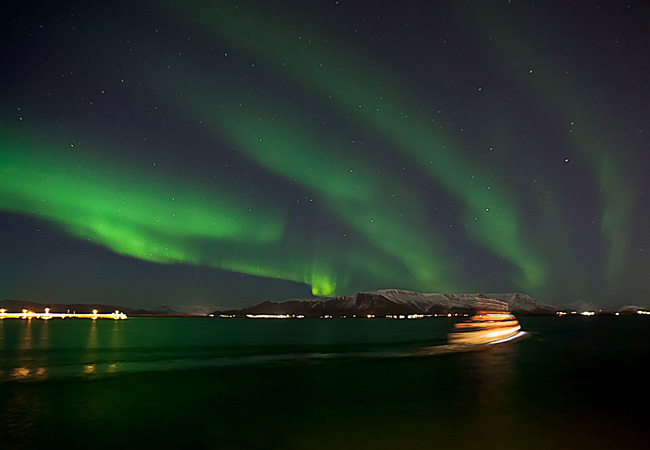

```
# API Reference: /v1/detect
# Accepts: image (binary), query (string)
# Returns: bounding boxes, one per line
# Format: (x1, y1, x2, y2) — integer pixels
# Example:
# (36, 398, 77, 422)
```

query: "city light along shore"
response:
(0, 308, 128, 320)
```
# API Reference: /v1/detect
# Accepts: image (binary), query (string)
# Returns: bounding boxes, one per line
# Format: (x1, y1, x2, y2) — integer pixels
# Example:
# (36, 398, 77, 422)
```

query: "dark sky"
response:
(2, 0, 649, 309)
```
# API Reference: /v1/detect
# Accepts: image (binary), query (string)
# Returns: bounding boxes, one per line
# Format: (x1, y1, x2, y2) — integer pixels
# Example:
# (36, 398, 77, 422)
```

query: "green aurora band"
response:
(0, 126, 457, 296)
(157, 0, 547, 289)
(464, 3, 643, 289)
(1, 0, 643, 302)
(0, 130, 343, 294)
(159, 65, 460, 292)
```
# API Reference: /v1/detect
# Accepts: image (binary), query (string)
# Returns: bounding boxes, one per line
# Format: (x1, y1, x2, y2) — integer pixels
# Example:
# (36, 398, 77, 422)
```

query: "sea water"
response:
(0, 316, 648, 449)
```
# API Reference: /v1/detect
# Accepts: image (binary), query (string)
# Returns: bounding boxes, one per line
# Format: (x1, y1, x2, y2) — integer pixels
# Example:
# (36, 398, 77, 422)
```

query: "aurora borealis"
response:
(2, 0, 649, 308)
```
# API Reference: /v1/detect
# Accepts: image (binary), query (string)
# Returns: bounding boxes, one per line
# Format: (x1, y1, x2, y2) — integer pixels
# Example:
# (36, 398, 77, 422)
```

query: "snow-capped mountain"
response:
(213, 289, 562, 317)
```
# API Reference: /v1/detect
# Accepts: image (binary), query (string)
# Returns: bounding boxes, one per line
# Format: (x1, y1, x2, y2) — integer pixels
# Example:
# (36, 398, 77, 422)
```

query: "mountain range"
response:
(3, 289, 645, 318)
(213, 289, 564, 317)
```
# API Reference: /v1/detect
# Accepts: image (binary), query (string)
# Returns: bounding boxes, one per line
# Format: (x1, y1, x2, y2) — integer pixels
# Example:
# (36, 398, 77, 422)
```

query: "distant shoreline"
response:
(3, 289, 649, 319)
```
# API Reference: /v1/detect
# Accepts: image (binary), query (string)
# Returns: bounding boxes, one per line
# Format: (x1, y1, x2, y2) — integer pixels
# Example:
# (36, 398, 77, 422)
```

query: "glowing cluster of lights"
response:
(0, 308, 127, 320)
(487, 331, 527, 345)
(484, 325, 522, 339)
(449, 322, 522, 345)
(386, 314, 429, 319)
(557, 311, 598, 316)
(448, 299, 522, 345)
(245, 314, 304, 319)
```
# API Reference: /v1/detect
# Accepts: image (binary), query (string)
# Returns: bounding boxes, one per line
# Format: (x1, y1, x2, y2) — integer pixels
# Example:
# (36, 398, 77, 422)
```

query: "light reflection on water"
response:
(456, 340, 520, 449)
(13, 318, 38, 381)
(0, 318, 527, 384)
(0, 317, 649, 449)
(0, 318, 453, 383)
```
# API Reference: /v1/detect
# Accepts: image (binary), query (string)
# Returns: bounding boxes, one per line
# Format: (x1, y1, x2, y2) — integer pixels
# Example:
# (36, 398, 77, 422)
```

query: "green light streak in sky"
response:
(466, 4, 639, 289)
(163, 0, 547, 290)
(0, 127, 436, 296)
(0, 130, 345, 290)
(534, 193, 586, 298)
(159, 65, 459, 292)
(599, 155, 634, 282)
(0, 135, 282, 243)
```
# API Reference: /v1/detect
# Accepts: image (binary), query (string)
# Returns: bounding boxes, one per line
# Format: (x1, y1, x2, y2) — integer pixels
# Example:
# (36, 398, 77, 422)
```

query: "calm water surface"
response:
(1, 316, 648, 449)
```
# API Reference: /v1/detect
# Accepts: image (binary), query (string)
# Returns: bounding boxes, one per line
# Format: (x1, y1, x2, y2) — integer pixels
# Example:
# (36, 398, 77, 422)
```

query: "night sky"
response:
(2, 0, 649, 309)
